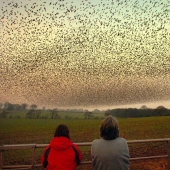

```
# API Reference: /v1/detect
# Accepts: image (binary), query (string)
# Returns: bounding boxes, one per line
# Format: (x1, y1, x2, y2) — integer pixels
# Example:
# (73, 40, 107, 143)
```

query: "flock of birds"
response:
(1, 0, 170, 109)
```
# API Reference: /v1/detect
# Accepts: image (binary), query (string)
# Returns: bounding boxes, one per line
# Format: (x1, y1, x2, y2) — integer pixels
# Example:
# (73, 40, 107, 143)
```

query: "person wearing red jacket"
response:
(41, 124, 83, 170)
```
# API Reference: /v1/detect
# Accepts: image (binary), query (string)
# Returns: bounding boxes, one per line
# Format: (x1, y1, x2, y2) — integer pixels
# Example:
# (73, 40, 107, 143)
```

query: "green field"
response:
(0, 115, 170, 170)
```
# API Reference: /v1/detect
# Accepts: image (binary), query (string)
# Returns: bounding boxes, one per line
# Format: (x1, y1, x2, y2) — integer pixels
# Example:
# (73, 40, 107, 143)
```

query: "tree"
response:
(155, 106, 167, 110)
(4, 102, 13, 110)
(26, 109, 42, 119)
(21, 103, 28, 110)
(30, 104, 37, 110)
(0, 110, 8, 118)
(25, 110, 34, 119)
(13, 104, 21, 110)
(154, 105, 168, 116)
(104, 109, 111, 116)
(140, 105, 147, 109)
(50, 109, 60, 119)
(35, 110, 41, 119)
(92, 109, 102, 113)
(84, 111, 92, 119)
(0, 103, 3, 109)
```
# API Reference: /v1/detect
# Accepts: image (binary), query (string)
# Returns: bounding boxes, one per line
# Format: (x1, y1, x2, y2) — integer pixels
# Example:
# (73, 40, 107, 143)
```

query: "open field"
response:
(0, 115, 170, 170)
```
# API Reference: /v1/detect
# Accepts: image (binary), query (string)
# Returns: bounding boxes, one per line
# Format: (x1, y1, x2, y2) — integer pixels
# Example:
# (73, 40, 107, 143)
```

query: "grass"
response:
(1, 116, 170, 145)
(0, 115, 170, 170)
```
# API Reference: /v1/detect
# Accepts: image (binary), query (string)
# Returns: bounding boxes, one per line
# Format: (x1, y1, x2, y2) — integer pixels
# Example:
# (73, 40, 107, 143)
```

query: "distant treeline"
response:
(0, 102, 92, 113)
(105, 107, 170, 118)
(0, 102, 170, 119)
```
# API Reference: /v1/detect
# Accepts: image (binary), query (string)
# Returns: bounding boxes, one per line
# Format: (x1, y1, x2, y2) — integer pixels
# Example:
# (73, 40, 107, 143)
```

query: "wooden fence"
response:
(0, 138, 170, 170)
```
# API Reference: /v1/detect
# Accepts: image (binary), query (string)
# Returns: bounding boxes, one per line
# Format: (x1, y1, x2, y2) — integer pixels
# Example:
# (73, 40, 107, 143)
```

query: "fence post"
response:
(0, 150, 3, 170)
(32, 145, 36, 167)
(168, 140, 170, 170)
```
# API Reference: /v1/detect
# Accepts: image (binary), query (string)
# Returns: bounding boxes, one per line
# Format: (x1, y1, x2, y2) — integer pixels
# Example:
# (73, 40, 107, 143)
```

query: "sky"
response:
(1, 0, 170, 110)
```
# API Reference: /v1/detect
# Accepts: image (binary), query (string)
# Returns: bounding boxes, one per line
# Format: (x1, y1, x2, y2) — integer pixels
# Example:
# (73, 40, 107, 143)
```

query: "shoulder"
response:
(92, 138, 103, 146)
(72, 143, 78, 148)
(92, 138, 101, 143)
(116, 137, 128, 143)
(45, 144, 51, 150)
(116, 137, 126, 141)
(72, 143, 81, 152)
(116, 137, 129, 147)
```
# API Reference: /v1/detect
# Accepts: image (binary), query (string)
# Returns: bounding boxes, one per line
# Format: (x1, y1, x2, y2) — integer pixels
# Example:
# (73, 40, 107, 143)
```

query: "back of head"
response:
(100, 115, 119, 140)
(54, 124, 70, 139)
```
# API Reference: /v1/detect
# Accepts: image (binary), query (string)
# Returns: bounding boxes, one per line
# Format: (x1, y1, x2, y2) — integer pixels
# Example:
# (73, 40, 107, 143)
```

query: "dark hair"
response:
(54, 124, 70, 139)
(100, 116, 119, 140)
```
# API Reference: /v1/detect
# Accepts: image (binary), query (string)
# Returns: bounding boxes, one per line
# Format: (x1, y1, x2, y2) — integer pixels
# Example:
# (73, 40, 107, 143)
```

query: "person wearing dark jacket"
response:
(41, 124, 83, 170)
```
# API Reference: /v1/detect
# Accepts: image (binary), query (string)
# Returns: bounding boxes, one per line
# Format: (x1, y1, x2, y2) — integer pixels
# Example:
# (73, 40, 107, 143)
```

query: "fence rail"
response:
(0, 138, 170, 170)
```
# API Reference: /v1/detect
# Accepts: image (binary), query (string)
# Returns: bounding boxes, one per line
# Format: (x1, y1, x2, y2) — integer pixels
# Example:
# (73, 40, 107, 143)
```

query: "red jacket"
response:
(41, 137, 83, 170)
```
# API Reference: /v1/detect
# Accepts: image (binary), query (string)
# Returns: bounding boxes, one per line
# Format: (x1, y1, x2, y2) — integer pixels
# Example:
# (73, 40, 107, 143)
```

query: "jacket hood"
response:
(50, 136, 73, 151)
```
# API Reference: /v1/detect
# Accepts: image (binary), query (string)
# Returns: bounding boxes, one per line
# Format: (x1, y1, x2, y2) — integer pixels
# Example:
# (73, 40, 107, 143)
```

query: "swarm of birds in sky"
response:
(0, 0, 170, 109)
